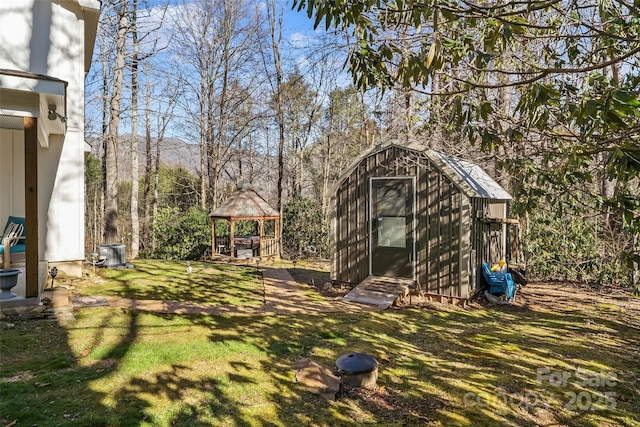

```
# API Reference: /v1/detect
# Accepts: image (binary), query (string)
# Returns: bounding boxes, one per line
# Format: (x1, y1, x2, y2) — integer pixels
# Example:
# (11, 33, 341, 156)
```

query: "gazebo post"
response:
(211, 219, 216, 255)
(276, 219, 281, 255)
(230, 219, 236, 258)
(258, 219, 264, 257)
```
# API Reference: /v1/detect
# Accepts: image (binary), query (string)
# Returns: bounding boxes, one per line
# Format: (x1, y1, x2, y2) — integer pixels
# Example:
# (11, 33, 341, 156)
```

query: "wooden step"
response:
(343, 276, 413, 308)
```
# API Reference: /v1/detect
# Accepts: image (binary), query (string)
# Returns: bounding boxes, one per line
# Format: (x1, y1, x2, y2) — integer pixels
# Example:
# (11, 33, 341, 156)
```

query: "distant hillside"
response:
(87, 134, 201, 181)
(86, 134, 281, 207)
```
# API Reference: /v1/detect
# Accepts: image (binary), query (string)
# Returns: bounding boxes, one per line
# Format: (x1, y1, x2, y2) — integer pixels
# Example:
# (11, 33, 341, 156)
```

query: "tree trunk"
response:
(266, 3, 284, 210)
(261, 0, 285, 256)
(200, 79, 207, 209)
(142, 62, 152, 249)
(100, 36, 108, 247)
(321, 133, 332, 218)
(104, 1, 128, 244)
(213, 8, 231, 208)
(130, 0, 140, 259)
(206, 81, 217, 207)
(152, 128, 160, 251)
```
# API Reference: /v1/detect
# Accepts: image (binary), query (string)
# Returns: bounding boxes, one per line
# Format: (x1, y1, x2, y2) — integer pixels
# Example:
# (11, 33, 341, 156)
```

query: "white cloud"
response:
(289, 31, 311, 48)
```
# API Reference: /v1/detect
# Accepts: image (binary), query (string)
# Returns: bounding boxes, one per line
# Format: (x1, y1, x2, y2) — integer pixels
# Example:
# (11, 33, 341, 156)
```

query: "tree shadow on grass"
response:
(2, 286, 638, 426)
(78, 260, 264, 306)
(196, 303, 639, 426)
(0, 307, 146, 426)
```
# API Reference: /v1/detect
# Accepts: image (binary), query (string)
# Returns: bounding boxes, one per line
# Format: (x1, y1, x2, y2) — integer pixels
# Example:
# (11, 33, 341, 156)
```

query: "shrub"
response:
(282, 196, 329, 259)
(150, 206, 211, 260)
(523, 209, 637, 287)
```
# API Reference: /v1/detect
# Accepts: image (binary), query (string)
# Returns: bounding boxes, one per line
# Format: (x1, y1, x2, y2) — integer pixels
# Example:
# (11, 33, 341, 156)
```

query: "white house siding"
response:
(0, 130, 25, 220)
(39, 133, 86, 266)
(0, 0, 97, 276)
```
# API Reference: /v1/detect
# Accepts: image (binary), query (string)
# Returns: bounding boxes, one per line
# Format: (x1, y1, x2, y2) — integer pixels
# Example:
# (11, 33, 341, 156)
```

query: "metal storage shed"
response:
(330, 141, 514, 301)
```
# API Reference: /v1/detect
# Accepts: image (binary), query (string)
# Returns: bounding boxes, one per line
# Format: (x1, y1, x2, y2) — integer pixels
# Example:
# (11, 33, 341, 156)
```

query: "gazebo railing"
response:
(235, 236, 260, 258)
(215, 235, 278, 257)
(260, 237, 278, 257)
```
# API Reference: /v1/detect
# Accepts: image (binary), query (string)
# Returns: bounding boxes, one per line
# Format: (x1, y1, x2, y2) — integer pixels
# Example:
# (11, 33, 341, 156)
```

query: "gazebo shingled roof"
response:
(210, 183, 279, 220)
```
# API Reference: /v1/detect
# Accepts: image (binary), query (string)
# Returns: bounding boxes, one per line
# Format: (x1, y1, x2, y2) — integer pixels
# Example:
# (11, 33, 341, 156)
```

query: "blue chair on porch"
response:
(482, 262, 516, 302)
(1, 216, 26, 269)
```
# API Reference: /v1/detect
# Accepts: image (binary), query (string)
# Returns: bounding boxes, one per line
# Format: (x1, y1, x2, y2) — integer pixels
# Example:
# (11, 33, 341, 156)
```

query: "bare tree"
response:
(104, 0, 128, 243)
(140, 64, 180, 250)
(172, 0, 260, 209)
(129, 0, 140, 258)
(259, 0, 285, 213)
(128, 0, 168, 258)
(141, 61, 152, 247)
(315, 86, 368, 216)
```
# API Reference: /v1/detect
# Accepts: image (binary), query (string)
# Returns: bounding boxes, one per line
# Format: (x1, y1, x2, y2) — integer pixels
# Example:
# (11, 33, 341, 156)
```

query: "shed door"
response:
(370, 178, 415, 279)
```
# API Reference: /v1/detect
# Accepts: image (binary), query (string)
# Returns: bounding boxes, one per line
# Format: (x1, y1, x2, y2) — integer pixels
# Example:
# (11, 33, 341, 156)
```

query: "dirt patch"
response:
(287, 267, 351, 298)
(396, 281, 640, 320)
(82, 358, 119, 369)
(517, 281, 640, 311)
(513, 281, 640, 333)
(336, 384, 443, 425)
(0, 371, 35, 383)
(315, 282, 351, 298)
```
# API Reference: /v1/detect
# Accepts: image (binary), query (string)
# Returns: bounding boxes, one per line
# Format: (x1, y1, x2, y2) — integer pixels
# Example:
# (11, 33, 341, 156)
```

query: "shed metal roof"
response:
(210, 184, 279, 219)
(433, 151, 513, 200)
(332, 141, 512, 200)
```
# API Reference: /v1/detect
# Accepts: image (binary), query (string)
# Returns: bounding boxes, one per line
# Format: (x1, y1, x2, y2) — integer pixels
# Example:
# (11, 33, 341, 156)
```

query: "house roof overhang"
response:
(0, 69, 68, 147)
(76, 0, 101, 74)
(56, 1, 100, 73)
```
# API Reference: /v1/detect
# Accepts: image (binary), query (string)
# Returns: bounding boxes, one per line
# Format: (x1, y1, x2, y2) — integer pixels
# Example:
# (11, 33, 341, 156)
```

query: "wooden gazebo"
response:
(210, 184, 280, 259)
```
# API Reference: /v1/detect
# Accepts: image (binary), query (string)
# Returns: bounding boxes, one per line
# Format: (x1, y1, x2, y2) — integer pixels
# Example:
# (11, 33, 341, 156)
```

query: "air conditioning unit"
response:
(98, 244, 127, 268)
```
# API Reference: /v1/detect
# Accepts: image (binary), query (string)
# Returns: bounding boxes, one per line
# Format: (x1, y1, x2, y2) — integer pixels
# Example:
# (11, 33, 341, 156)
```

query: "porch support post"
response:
(24, 116, 38, 298)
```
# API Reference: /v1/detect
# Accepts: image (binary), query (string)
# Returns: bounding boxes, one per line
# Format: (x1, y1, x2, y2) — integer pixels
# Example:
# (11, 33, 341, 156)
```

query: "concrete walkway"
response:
(70, 267, 385, 316)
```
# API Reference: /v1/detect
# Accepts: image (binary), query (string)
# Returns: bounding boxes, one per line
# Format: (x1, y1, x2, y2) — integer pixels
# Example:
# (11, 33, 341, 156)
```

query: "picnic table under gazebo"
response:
(210, 183, 280, 259)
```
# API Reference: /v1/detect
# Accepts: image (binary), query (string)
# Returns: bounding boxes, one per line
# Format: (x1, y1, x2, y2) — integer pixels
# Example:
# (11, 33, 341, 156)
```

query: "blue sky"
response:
(141, 0, 322, 47)
(283, 1, 319, 41)
(84, 0, 342, 142)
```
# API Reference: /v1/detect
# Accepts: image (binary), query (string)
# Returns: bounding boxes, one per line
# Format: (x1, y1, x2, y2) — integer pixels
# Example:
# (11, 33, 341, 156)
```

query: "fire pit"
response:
(335, 352, 378, 389)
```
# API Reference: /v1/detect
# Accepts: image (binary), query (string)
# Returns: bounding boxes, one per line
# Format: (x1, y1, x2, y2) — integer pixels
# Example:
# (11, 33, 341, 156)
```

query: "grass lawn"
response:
(73, 259, 263, 306)
(1, 272, 639, 426)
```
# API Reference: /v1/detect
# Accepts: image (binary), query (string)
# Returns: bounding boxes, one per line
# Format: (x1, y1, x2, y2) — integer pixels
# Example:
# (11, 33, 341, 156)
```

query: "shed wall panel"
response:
(458, 194, 472, 298)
